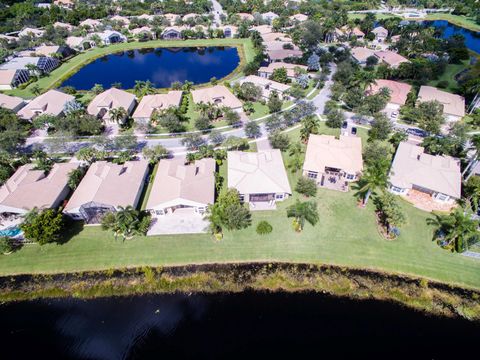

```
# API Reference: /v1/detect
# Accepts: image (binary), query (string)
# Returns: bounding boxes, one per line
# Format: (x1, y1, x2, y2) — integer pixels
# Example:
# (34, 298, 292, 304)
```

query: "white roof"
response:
(0, 93, 25, 110)
(132, 91, 182, 119)
(146, 158, 215, 209)
(389, 142, 461, 198)
(18, 90, 74, 120)
(417, 86, 465, 118)
(87, 88, 136, 120)
(228, 150, 291, 195)
(303, 134, 363, 175)
(64, 160, 149, 212)
(191, 85, 242, 109)
(0, 163, 79, 213)
(0, 56, 42, 71)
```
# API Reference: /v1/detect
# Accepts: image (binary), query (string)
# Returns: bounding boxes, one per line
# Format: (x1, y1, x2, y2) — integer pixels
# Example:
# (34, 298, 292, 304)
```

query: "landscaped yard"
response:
(427, 60, 471, 93)
(6, 38, 255, 98)
(1, 122, 479, 290)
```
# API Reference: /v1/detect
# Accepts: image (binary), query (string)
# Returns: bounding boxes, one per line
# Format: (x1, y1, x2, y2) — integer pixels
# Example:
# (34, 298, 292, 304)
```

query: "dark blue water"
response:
(61, 47, 240, 90)
(0, 292, 478, 359)
(423, 20, 480, 53)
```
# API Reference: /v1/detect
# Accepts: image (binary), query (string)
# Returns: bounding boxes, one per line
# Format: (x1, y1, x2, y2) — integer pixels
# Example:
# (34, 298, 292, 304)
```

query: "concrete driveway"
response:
(147, 208, 209, 235)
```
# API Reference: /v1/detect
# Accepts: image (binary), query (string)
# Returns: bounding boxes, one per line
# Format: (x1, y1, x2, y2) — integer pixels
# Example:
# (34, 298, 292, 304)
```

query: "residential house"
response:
(266, 48, 303, 62)
(162, 26, 184, 40)
(18, 45, 72, 58)
(191, 85, 243, 112)
(367, 79, 412, 111)
(0, 56, 59, 75)
(250, 25, 273, 36)
(221, 25, 238, 38)
(350, 47, 376, 66)
(64, 160, 149, 223)
(131, 26, 156, 39)
(17, 90, 74, 120)
(182, 13, 198, 22)
(0, 69, 29, 90)
(261, 32, 291, 43)
(163, 13, 180, 25)
(79, 19, 102, 31)
(110, 15, 130, 25)
(417, 86, 465, 122)
(374, 50, 409, 69)
(289, 14, 308, 23)
(236, 13, 254, 22)
(239, 75, 291, 99)
(66, 36, 95, 51)
(302, 134, 363, 191)
(0, 93, 26, 112)
(389, 142, 461, 206)
(146, 158, 215, 216)
(0, 34, 18, 44)
(262, 12, 279, 24)
(372, 26, 388, 43)
(92, 30, 126, 45)
(132, 91, 182, 123)
(18, 27, 45, 38)
(135, 14, 154, 22)
(53, 22, 75, 31)
(258, 62, 308, 80)
(54, 0, 74, 9)
(87, 88, 136, 123)
(228, 150, 292, 210)
(0, 163, 79, 214)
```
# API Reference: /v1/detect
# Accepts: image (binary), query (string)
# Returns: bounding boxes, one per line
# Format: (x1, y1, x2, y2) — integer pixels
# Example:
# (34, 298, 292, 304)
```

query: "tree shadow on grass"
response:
(57, 219, 84, 245)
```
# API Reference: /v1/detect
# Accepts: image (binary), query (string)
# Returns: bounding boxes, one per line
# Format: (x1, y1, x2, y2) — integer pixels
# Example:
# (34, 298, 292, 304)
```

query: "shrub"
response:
(296, 177, 317, 197)
(437, 80, 449, 89)
(256, 221, 273, 235)
(0, 236, 15, 254)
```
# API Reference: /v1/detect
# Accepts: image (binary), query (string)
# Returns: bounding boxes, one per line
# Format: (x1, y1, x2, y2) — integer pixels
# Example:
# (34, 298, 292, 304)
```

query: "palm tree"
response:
(109, 107, 128, 124)
(196, 102, 209, 117)
(300, 116, 319, 143)
(352, 71, 376, 90)
(427, 208, 479, 253)
(359, 158, 390, 206)
(286, 200, 319, 232)
(31, 84, 41, 96)
(114, 206, 141, 241)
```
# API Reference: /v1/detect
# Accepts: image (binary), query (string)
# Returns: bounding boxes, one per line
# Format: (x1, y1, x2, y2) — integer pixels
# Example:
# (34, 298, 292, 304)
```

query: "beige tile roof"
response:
(417, 86, 465, 118)
(18, 27, 45, 38)
(258, 62, 308, 78)
(240, 75, 290, 94)
(266, 49, 304, 61)
(389, 142, 461, 198)
(261, 32, 291, 43)
(132, 91, 182, 120)
(146, 158, 215, 209)
(0, 163, 79, 213)
(87, 88, 136, 120)
(191, 85, 242, 109)
(54, 22, 74, 31)
(290, 14, 308, 22)
(372, 26, 388, 37)
(64, 160, 149, 212)
(303, 134, 363, 175)
(18, 90, 74, 120)
(79, 19, 101, 28)
(0, 93, 25, 110)
(250, 25, 273, 35)
(228, 150, 292, 195)
(237, 13, 254, 21)
(131, 26, 154, 36)
(368, 79, 412, 106)
(110, 15, 130, 24)
(66, 36, 85, 48)
(374, 50, 409, 67)
(33, 45, 61, 57)
(351, 47, 376, 63)
(263, 40, 299, 51)
(0, 69, 17, 86)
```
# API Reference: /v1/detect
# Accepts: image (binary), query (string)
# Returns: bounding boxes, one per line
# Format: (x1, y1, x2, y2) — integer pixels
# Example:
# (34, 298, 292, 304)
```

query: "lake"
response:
(422, 20, 480, 53)
(0, 292, 478, 359)
(61, 46, 240, 90)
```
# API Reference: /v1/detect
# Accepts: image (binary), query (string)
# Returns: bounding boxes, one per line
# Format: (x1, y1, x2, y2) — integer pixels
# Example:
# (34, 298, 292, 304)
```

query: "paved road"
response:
(210, 0, 224, 26)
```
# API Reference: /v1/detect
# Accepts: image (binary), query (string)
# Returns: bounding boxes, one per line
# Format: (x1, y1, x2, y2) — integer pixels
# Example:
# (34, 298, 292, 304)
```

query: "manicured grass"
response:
(348, 13, 401, 21)
(6, 38, 255, 98)
(425, 13, 480, 32)
(427, 60, 470, 92)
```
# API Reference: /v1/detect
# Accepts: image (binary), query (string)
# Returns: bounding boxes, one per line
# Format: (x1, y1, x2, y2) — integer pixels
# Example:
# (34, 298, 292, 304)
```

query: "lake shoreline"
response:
(1, 262, 479, 321)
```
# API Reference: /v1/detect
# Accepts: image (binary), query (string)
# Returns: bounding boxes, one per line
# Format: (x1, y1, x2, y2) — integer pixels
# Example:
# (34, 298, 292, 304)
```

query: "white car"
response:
(390, 111, 399, 119)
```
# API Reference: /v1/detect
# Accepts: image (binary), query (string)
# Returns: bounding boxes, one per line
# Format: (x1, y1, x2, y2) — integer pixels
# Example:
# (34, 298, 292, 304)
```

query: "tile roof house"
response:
(161, 26, 185, 40)
(110, 15, 130, 25)
(303, 134, 363, 191)
(236, 13, 254, 21)
(91, 30, 126, 45)
(262, 12, 279, 24)
(131, 26, 156, 39)
(0, 163, 79, 214)
(350, 47, 376, 66)
(191, 85, 243, 111)
(374, 50, 410, 69)
(0, 69, 29, 90)
(53, 22, 75, 31)
(54, 0, 75, 9)
(266, 48, 303, 62)
(228, 150, 291, 210)
(18, 27, 45, 38)
(18, 89, 74, 120)
(66, 36, 95, 51)
(79, 19, 102, 31)
(417, 86, 465, 122)
(0, 56, 59, 75)
(87, 88, 136, 123)
(64, 160, 149, 222)
(389, 142, 461, 205)
(258, 62, 308, 79)
(132, 91, 182, 123)
(372, 26, 388, 42)
(146, 158, 215, 216)
(289, 14, 308, 22)
(250, 25, 273, 35)
(0, 93, 26, 112)
(367, 79, 412, 110)
(240, 75, 291, 99)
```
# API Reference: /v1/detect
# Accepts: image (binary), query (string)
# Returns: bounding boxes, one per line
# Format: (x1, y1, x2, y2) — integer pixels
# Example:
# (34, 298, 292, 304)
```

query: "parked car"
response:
(341, 121, 348, 129)
(390, 111, 399, 119)
(351, 127, 357, 135)
(406, 128, 427, 137)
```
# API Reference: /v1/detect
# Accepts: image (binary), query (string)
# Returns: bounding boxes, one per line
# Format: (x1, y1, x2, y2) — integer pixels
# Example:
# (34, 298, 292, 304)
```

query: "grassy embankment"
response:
(1, 124, 479, 291)
(6, 38, 256, 99)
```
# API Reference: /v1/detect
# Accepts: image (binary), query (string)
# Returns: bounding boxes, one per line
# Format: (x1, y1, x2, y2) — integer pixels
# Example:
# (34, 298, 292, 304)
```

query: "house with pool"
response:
(64, 160, 149, 223)
(0, 163, 79, 215)
(0, 69, 29, 90)
(87, 88, 136, 123)
(162, 27, 184, 40)
(145, 158, 215, 235)
(132, 91, 182, 124)
(227, 150, 291, 211)
(92, 30, 126, 45)
(388, 142, 461, 211)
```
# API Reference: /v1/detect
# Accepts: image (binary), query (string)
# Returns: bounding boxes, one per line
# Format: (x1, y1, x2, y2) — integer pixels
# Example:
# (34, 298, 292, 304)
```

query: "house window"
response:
(275, 194, 283, 200)
(346, 174, 355, 180)
(239, 194, 245, 202)
(436, 193, 448, 202)
(390, 186, 403, 193)
(307, 171, 318, 179)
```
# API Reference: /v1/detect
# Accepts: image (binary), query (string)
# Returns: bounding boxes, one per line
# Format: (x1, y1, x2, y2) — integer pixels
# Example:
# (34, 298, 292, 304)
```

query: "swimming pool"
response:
(0, 226, 22, 237)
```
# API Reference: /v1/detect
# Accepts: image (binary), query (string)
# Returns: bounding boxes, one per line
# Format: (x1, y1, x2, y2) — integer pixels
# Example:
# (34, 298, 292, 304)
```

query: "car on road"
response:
(406, 128, 427, 138)
(351, 127, 357, 135)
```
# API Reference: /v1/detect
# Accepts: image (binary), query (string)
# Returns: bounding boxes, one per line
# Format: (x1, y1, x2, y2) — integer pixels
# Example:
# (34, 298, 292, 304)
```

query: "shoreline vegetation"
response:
(1, 263, 479, 321)
(6, 38, 255, 98)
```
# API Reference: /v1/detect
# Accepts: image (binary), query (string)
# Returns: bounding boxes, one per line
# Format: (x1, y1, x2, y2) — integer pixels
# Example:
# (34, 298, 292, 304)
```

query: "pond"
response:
(0, 292, 478, 359)
(422, 20, 480, 54)
(61, 46, 240, 90)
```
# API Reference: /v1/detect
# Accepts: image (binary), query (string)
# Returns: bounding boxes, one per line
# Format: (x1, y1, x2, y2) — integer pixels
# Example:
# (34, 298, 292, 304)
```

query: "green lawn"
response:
(425, 13, 480, 32)
(6, 38, 255, 98)
(427, 60, 470, 93)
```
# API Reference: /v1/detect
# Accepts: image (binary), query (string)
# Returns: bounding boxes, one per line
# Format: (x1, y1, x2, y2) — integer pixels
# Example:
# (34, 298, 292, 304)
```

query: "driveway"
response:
(147, 208, 209, 235)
